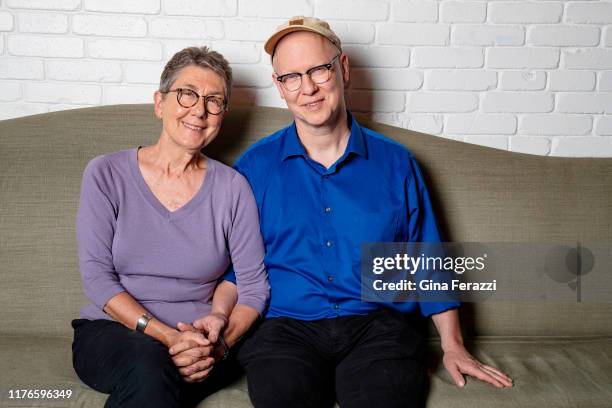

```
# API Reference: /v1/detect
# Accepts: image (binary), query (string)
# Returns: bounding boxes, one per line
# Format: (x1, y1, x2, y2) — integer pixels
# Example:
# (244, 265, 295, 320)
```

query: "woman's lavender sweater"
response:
(77, 148, 269, 328)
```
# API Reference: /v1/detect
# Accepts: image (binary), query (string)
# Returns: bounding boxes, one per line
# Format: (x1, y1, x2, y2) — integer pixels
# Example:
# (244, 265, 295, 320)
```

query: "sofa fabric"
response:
(1, 104, 611, 407)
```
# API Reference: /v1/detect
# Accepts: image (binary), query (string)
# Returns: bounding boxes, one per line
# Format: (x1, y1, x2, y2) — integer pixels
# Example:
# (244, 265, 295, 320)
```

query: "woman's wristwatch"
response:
(136, 313, 153, 332)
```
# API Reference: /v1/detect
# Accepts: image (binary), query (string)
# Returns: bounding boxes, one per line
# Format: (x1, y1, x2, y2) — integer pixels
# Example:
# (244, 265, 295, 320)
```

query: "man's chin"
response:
(295, 108, 334, 127)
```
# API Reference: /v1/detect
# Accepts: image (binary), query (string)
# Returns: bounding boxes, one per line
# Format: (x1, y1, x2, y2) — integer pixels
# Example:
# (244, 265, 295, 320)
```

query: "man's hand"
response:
(168, 322, 215, 383)
(193, 312, 228, 343)
(442, 344, 513, 388)
(431, 308, 513, 388)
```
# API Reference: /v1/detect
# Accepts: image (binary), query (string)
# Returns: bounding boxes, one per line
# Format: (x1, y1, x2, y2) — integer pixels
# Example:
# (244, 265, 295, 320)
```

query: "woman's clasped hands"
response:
(167, 313, 229, 383)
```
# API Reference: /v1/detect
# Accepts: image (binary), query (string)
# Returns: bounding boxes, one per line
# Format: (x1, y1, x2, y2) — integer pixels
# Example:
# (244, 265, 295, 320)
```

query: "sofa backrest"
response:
(1, 104, 611, 338)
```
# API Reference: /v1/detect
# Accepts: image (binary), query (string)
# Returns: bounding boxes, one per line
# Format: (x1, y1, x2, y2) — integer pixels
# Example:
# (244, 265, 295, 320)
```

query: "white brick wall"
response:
(18, 12, 69, 34)
(565, 2, 612, 24)
(520, 114, 593, 136)
(452, 25, 524, 46)
(441, 2, 486, 24)
(446, 114, 516, 135)
(412, 47, 483, 68)
(489, 2, 563, 24)
(88, 39, 162, 60)
(408, 92, 479, 113)
(73, 15, 147, 37)
(318, 0, 389, 21)
(0, 0, 610, 157)
(8, 35, 83, 57)
(527, 25, 600, 47)
(482, 92, 554, 113)
(0, 58, 44, 79)
(600, 71, 612, 91)
(425, 69, 496, 91)
(151, 18, 223, 40)
(550, 71, 596, 91)
(239, 0, 312, 18)
(0, 11, 14, 30)
(5, 0, 80, 11)
(0, 81, 21, 101)
(487, 48, 560, 69)
(597, 116, 612, 135)
(83, 0, 160, 14)
(499, 71, 546, 91)
(47, 60, 122, 82)
(393, 2, 438, 23)
(24, 82, 101, 104)
(163, 0, 236, 17)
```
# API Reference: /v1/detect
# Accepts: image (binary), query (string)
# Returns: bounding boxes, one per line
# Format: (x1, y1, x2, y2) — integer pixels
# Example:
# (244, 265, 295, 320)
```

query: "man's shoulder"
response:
(359, 123, 416, 162)
(236, 125, 291, 169)
(245, 127, 288, 155)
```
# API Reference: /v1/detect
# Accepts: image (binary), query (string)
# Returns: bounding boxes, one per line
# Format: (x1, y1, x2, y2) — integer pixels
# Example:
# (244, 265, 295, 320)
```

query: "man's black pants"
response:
(71, 319, 242, 408)
(237, 308, 427, 408)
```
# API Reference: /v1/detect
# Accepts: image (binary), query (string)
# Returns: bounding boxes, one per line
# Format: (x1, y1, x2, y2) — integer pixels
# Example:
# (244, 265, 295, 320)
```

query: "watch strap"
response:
(218, 334, 230, 361)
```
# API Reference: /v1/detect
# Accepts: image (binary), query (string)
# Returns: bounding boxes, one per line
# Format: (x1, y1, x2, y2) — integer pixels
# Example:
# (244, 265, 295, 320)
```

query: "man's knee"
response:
(243, 358, 334, 408)
(336, 357, 426, 408)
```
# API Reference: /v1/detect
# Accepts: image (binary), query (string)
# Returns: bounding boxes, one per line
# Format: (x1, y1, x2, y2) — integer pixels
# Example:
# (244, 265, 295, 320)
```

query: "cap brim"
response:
(264, 25, 330, 56)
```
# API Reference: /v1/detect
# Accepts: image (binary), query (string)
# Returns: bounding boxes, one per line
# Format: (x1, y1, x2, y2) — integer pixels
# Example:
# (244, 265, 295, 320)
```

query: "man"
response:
(223, 16, 512, 407)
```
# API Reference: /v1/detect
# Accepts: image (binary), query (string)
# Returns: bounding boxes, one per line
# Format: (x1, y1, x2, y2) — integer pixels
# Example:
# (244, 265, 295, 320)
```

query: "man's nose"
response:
(300, 74, 318, 95)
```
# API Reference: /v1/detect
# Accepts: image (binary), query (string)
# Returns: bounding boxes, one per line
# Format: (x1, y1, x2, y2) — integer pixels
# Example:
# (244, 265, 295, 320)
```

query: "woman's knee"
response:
(107, 344, 183, 408)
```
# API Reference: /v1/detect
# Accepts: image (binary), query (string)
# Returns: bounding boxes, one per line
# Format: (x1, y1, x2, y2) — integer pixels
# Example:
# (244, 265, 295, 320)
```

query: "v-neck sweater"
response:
(76, 148, 269, 327)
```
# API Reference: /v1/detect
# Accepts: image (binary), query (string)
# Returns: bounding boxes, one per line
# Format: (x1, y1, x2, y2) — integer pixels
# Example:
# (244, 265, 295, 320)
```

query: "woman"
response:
(72, 46, 269, 408)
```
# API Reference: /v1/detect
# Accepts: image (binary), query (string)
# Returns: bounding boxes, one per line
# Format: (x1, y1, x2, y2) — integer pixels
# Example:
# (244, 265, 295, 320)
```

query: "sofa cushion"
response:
(426, 337, 612, 408)
(2, 335, 611, 408)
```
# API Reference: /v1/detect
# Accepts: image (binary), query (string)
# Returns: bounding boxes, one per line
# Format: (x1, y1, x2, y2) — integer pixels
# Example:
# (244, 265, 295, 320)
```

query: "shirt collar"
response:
(281, 111, 368, 161)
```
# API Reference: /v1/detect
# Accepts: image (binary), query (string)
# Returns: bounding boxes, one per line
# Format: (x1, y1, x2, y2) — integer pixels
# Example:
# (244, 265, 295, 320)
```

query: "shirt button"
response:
(333, 304, 340, 310)
(324, 207, 332, 213)
(325, 240, 333, 248)
(327, 275, 334, 282)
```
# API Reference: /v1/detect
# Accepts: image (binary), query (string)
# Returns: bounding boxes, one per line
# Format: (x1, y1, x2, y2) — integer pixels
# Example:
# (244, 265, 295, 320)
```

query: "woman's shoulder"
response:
(206, 156, 252, 195)
(82, 149, 134, 187)
(206, 156, 244, 182)
(86, 149, 132, 171)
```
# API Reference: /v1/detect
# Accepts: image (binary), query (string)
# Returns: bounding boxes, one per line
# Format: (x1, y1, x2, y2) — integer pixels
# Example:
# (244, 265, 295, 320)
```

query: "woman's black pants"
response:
(71, 319, 241, 408)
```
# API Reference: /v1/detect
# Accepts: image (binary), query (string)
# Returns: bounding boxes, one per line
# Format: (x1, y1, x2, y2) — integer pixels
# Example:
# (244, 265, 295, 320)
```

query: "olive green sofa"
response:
(1, 105, 611, 407)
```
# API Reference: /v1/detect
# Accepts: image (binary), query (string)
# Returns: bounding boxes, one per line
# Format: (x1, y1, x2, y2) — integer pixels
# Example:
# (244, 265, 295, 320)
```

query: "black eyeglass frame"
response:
(161, 88, 227, 115)
(275, 53, 342, 92)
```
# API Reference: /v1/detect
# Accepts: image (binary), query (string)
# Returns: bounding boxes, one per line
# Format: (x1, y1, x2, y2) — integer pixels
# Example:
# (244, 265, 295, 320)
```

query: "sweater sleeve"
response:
(76, 157, 126, 310)
(227, 172, 270, 315)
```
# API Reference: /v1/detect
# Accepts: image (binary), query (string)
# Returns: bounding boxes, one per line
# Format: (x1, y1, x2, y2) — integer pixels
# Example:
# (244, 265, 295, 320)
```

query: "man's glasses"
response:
(275, 54, 342, 92)
(161, 88, 226, 115)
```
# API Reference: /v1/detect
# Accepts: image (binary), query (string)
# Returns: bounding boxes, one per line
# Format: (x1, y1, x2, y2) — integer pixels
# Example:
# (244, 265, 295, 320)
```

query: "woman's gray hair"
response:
(159, 46, 233, 102)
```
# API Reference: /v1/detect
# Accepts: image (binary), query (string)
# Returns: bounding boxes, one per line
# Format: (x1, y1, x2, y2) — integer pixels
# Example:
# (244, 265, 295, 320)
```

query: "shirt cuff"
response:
(419, 301, 460, 317)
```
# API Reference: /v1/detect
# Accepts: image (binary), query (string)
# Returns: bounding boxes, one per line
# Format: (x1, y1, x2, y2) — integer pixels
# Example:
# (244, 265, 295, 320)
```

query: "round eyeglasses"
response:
(162, 88, 226, 115)
(275, 54, 342, 92)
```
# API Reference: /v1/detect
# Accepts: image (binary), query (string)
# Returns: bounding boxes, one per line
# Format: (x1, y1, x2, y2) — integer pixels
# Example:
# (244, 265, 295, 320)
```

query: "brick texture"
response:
(0, 0, 610, 157)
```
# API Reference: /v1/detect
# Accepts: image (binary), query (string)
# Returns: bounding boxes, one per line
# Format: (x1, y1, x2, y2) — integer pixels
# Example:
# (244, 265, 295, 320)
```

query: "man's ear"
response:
(341, 53, 350, 89)
(272, 73, 286, 100)
(153, 90, 164, 119)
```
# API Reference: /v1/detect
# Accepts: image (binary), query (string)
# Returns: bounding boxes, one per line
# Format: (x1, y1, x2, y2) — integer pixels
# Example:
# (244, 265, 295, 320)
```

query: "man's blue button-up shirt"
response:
(229, 112, 459, 320)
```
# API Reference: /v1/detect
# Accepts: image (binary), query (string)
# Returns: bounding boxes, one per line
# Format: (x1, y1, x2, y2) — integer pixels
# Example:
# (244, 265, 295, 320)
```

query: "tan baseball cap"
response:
(264, 16, 342, 56)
